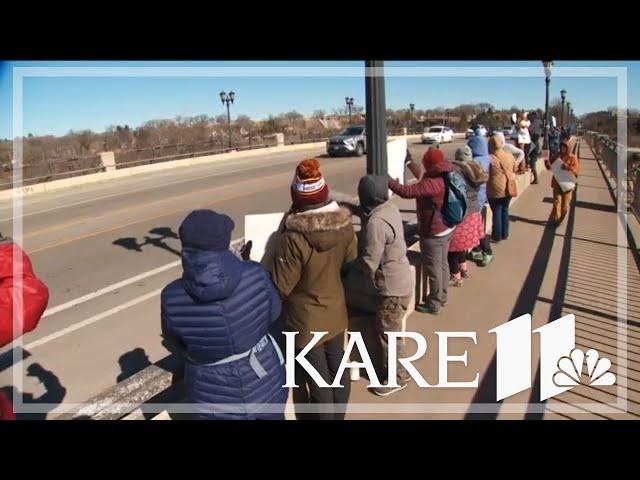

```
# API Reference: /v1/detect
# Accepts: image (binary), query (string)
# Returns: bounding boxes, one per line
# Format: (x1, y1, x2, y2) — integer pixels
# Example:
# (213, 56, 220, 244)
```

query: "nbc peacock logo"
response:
(552, 348, 616, 388)
(491, 313, 617, 400)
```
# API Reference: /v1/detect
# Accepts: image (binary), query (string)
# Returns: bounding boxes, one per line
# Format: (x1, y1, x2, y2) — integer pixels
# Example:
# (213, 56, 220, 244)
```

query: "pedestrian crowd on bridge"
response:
(157, 115, 581, 420)
(0, 111, 580, 421)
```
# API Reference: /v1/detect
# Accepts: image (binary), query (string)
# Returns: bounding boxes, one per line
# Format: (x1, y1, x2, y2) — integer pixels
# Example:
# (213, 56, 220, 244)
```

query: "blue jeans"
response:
(489, 197, 511, 241)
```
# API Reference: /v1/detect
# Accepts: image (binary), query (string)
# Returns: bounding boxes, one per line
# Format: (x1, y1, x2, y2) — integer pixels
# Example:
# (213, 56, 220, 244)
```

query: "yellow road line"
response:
(28, 161, 361, 254)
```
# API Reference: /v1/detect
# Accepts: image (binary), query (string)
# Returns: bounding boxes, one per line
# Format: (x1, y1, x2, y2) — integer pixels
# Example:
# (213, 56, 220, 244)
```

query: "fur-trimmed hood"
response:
(285, 205, 354, 252)
(452, 159, 489, 187)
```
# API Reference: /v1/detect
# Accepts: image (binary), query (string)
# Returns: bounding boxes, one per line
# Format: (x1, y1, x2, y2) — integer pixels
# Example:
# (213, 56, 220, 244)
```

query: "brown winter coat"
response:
(487, 136, 517, 199)
(272, 204, 357, 348)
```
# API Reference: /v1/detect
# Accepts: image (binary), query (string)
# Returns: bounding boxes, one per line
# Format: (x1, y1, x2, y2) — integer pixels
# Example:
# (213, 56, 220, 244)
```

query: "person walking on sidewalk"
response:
(388, 147, 455, 315)
(548, 125, 561, 160)
(527, 112, 543, 184)
(467, 135, 494, 266)
(341, 174, 413, 396)
(545, 138, 580, 225)
(517, 112, 532, 156)
(272, 158, 357, 420)
(487, 133, 517, 242)
(448, 146, 489, 287)
(161, 210, 287, 420)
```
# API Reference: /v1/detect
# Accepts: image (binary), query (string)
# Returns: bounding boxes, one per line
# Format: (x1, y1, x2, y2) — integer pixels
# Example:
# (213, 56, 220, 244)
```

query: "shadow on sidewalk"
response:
(1, 363, 67, 420)
(465, 190, 577, 419)
(117, 347, 152, 384)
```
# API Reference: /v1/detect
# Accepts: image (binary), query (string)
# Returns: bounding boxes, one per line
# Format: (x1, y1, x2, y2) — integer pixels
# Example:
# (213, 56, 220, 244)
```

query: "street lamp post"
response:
(220, 90, 235, 150)
(409, 103, 415, 134)
(560, 89, 567, 130)
(566, 101, 572, 133)
(364, 61, 387, 176)
(542, 60, 553, 150)
(345, 97, 354, 124)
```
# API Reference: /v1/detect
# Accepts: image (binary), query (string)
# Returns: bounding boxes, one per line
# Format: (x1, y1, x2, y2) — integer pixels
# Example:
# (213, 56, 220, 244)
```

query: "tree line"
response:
(2, 102, 639, 172)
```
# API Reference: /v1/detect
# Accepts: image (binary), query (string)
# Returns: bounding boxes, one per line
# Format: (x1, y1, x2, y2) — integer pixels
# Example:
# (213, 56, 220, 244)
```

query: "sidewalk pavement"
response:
(346, 140, 640, 419)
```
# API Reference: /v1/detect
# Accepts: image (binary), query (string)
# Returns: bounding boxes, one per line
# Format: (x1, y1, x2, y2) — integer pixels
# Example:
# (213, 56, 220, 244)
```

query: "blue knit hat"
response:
(179, 210, 234, 251)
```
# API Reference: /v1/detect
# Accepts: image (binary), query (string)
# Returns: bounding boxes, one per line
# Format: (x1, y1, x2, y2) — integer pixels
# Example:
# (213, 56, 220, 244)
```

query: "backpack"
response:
(441, 170, 468, 227)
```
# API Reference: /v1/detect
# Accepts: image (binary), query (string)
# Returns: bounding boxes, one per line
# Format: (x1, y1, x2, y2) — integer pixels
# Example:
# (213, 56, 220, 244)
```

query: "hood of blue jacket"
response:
(181, 248, 242, 302)
(467, 136, 489, 157)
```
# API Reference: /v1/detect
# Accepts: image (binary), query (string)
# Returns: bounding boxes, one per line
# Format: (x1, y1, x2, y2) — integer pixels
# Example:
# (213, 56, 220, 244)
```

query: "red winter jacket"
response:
(0, 390, 15, 420)
(0, 238, 49, 347)
(388, 152, 454, 237)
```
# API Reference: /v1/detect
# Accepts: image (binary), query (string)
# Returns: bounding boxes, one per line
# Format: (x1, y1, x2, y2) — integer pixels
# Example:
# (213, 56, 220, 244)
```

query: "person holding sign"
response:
(545, 138, 580, 225)
(341, 174, 413, 396)
(160, 210, 287, 420)
(272, 158, 357, 420)
(389, 148, 456, 315)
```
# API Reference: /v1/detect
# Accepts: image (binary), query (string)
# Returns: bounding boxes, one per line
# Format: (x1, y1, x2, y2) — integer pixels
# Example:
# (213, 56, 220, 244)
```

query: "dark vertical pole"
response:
(365, 60, 387, 176)
(544, 76, 550, 149)
(561, 98, 565, 130)
(226, 102, 232, 150)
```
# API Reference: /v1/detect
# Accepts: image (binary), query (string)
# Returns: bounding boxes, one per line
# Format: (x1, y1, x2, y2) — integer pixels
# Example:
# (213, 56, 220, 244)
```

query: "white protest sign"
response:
(387, 137, 407, 197)
(551, 158, 577, 193)
(244, 212, 285, 271)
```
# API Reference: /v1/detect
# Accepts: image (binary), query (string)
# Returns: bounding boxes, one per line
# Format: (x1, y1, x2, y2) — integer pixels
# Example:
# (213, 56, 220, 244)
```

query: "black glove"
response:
(240, 240, 253, 261)
(405, 149, 413, 165)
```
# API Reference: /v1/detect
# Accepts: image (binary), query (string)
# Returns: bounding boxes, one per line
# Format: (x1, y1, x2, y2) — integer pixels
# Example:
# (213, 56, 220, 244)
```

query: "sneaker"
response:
(369, 381, 408, 397)
(467, 250, 483, 262)
(416, 304, 440, 315)
(478, 253, 494, 267)
(461, 270, 470, 279)
(449, 275, 464, 287)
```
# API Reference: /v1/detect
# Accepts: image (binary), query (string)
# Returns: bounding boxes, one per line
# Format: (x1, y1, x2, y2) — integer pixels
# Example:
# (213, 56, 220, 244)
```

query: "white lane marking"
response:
(0, 147, 323, 222)
(40, 237, 244, 319)
(25, 288, 162, 350)
(41, 260, 181, 318)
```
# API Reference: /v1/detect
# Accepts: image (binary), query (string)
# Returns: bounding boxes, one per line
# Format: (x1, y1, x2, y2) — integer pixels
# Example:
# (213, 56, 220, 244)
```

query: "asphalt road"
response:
(0, 138, 466, 418)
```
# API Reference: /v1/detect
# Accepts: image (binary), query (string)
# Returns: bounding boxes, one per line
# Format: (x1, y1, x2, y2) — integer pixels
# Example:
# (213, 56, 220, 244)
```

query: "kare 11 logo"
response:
(283, 314, 616, 400)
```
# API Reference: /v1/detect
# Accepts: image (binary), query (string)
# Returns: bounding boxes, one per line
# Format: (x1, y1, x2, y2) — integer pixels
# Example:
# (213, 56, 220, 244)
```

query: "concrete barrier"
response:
(99, 152, 116, 173)
(0, 134, 422, 201)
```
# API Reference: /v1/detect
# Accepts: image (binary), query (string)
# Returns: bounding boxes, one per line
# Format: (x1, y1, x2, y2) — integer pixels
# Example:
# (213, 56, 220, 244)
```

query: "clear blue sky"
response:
(0, 60, 638, 139)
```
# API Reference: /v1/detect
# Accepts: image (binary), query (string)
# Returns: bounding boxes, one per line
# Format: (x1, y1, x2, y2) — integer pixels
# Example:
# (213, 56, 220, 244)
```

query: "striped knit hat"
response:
(290, 158, 329, 210)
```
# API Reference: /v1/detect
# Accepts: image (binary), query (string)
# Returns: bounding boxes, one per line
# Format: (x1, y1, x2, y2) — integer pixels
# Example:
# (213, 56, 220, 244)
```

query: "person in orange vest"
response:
(0, 235, 49, 420)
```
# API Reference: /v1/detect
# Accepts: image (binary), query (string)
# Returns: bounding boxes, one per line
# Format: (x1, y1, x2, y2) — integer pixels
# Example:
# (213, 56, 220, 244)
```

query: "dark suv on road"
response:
(326, 125, 366, 157)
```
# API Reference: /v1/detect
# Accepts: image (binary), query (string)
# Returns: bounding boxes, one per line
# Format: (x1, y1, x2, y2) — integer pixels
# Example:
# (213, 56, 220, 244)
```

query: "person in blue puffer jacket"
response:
(161, 209, 287, 420)
(466, 135, 494, 267)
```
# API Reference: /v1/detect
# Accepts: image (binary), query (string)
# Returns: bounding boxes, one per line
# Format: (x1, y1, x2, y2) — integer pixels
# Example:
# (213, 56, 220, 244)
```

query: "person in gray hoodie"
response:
(341, 174, 413, 396)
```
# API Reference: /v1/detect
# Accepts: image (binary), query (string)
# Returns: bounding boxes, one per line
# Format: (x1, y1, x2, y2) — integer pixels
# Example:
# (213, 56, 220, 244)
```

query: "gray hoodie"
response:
(347, 175, 412, 298)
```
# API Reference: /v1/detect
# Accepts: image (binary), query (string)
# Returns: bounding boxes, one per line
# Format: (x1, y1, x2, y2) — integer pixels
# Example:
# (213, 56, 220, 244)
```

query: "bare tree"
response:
(235, 114, 255, 134)
(284, 110, 304, 127)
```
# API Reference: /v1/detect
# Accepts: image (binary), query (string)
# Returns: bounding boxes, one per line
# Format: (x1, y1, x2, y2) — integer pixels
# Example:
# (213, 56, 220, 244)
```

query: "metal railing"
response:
(584, 131, 640, 219)
(2, 129, 437, 192)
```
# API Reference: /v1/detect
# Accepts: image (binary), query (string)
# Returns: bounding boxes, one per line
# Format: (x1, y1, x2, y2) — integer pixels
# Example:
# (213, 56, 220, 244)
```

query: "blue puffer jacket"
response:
(161, 247, 287, 419)
(467, 136, 491, 207)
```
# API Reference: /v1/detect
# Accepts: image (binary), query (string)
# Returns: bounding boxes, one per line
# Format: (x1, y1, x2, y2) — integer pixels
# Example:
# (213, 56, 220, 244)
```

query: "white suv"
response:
(422, 125, 454, 144)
